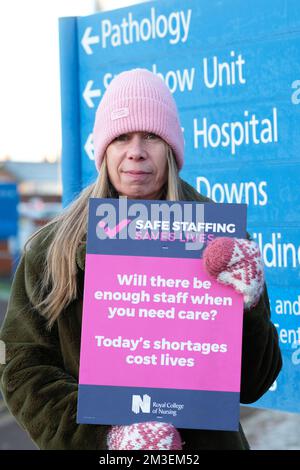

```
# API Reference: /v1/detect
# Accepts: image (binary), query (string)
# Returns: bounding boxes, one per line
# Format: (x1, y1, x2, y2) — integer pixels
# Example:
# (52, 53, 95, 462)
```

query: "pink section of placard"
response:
(79, 254, 244, 392)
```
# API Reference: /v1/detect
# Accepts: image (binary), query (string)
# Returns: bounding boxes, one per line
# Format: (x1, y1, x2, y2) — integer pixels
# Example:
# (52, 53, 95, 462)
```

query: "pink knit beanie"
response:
(93, 68, 184, 172)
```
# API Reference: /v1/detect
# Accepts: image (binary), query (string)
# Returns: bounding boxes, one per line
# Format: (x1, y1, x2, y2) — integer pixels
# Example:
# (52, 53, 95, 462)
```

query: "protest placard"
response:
(77, 198, 247, 430)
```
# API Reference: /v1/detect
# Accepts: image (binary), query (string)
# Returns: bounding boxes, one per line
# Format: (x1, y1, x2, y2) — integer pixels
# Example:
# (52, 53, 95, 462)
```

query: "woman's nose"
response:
(127, 134, 147, 159)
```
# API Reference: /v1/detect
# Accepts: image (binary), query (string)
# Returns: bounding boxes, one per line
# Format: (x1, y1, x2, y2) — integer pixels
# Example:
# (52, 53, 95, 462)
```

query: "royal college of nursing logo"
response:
(131, 394, 151, 414)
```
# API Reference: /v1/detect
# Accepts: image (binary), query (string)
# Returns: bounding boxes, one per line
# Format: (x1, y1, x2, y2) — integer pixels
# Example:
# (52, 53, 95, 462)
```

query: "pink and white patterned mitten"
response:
(107, 421, 182, 450)
(203, 237, 264, 309)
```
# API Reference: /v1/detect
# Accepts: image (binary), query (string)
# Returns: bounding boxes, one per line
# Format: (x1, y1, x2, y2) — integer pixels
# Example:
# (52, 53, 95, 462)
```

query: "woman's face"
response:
(106, 131, 168, 199)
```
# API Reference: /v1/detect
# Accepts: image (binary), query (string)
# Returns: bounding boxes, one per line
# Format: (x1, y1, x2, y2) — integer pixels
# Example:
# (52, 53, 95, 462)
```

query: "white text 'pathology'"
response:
(94, 8, 192, 48)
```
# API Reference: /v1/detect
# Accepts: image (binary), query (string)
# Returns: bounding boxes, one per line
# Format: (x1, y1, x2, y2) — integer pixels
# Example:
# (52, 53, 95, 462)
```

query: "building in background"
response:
(0, 161, 62, 277)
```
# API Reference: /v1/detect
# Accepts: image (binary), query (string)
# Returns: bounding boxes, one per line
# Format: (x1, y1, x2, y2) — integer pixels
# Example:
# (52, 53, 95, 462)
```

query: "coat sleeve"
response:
(240, 284, 282, 404)
(0, 251, 110, 450)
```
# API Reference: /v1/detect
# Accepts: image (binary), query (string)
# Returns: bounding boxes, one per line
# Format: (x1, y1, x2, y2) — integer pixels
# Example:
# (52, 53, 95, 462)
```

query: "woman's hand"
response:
(107, 421, 182, 450)
(203, 237, 264, 310)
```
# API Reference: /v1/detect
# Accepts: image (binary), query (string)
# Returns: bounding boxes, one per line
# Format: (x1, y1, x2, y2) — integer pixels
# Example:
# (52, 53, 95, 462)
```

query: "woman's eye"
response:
(144, 133, 158, 140)
(114, 134, 128, 142)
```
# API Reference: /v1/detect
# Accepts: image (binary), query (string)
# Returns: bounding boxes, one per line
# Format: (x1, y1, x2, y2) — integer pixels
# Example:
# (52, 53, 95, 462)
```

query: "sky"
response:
(0, 0, 144, 162)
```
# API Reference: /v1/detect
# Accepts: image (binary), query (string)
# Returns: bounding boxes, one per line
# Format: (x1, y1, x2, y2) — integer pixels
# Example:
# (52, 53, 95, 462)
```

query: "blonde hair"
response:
(25, 146, 185, 328)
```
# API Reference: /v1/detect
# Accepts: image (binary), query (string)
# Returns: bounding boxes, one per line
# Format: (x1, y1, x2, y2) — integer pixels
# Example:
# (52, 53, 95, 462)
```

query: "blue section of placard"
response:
(77, 384, 240, 431)
(86, 198, 246, 258)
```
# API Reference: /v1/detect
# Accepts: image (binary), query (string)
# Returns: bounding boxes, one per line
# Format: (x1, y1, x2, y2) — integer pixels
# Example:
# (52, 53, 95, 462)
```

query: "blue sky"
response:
(0, 1, 98, 161)
(0, 0, 145, 162)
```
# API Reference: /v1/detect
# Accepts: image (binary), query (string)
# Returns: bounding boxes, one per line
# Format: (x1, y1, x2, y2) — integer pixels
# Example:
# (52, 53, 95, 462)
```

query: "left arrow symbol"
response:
(83, 80, 101, 108)
(84, 133, 94, 160)
(81, 27, 100, 55)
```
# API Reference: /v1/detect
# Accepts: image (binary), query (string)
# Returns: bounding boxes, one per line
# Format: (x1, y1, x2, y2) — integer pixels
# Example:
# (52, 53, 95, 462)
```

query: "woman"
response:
(0, 69, 281, 450)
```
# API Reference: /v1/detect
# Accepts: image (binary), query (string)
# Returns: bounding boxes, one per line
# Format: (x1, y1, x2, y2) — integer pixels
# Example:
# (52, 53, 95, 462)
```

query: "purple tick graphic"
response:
(98, 219, 131, 238)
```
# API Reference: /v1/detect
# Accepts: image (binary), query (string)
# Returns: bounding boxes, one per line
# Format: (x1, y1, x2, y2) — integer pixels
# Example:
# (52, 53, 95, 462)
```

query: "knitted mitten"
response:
(203, 237, 264, 310)
(107, 421, 182, 450)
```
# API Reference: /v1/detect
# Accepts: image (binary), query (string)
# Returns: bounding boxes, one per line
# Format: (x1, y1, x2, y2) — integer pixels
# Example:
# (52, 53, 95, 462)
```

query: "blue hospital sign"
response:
(59, 0, 300, 413)
(0, 183, 19, 239)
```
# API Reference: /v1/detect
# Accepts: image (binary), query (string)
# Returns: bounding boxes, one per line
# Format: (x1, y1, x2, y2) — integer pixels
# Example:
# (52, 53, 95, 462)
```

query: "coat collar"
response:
(76, 241, 86, 271)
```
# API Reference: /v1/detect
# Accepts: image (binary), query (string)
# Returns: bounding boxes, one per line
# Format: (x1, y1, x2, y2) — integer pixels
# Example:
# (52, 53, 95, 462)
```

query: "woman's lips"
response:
(124, 170, 151, 174)
(123, 170, 151, 179)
